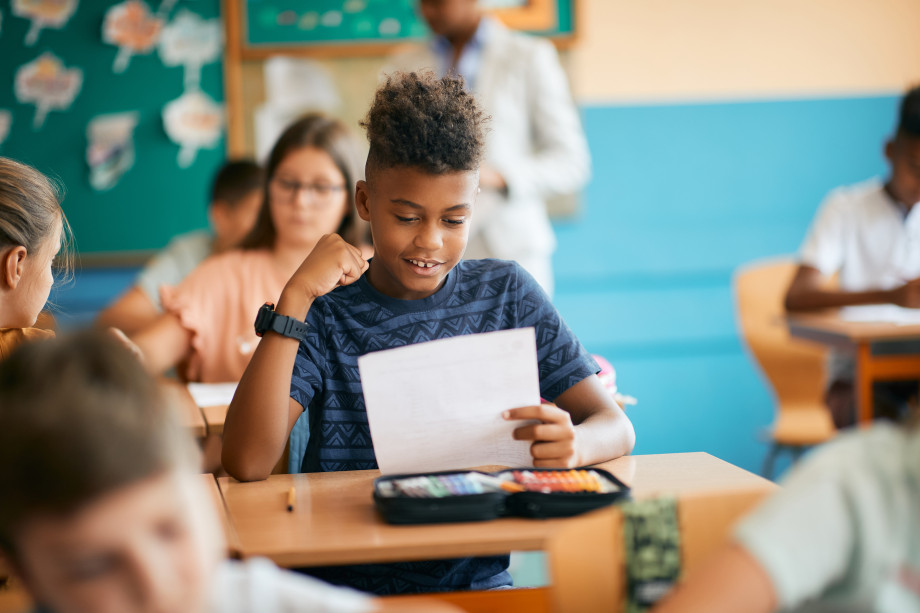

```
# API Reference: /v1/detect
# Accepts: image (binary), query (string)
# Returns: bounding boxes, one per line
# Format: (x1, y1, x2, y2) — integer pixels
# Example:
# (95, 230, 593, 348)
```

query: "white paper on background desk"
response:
(839, 305, 920, 325)
(358, 328, 541, 475)
(186, 382, 237, 407)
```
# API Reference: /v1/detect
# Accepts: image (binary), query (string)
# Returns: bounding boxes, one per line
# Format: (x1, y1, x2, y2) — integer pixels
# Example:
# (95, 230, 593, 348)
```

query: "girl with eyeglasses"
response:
(131, 114, 368, 384)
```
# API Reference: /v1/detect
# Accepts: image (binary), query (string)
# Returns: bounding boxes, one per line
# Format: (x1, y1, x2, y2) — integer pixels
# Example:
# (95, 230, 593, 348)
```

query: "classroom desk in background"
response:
(200, 403, 229, 435)
(786, 312, 920, 424)
(218, 452, 776, 613)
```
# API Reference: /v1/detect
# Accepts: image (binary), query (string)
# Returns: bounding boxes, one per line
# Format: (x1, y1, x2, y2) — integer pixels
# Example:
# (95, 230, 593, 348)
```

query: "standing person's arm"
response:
(488, 39, 590, 202)
(222, 235, 367, 482)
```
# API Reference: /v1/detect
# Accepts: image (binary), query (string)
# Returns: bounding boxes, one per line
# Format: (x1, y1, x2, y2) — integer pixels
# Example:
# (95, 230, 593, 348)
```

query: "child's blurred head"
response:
(241, 113, 364, 252)
(418, 0, 481, 39)
(357, 71, 486, 300)
(886, 85, 920, 207)
(208, 159, 264, 252)
(0, 331, 223, 613)
(0, 157, 70, 328)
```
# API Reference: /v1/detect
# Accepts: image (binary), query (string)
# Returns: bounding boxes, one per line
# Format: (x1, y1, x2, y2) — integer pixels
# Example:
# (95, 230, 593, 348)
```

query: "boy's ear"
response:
(1, 246, 27, 290)
(885, 139, 895, 163)
(355, 180, 372, 222)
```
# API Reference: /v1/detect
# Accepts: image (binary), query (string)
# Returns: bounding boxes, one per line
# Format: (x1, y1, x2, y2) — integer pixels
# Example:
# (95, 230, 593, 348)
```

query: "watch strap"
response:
(255, 302, 308, 341)
(267, 310, 309, 340)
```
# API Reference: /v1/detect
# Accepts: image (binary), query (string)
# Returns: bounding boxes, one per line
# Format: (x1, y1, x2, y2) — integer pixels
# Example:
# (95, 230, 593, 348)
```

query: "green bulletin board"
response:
(243, 0, 574, 49)
(0, 0, 225, 256)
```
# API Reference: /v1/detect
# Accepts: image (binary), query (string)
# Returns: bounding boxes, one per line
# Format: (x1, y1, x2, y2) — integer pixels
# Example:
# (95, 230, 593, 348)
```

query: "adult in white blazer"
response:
(385, 0, 591, 297)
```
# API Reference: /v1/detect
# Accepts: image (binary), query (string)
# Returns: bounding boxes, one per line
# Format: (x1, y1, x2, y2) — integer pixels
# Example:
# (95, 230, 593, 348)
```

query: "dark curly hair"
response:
(361, 71, 487, 177)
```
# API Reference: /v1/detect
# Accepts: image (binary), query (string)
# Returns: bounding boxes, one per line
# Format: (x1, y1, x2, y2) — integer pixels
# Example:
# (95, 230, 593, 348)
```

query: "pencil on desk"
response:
(287, 486, 295, 512)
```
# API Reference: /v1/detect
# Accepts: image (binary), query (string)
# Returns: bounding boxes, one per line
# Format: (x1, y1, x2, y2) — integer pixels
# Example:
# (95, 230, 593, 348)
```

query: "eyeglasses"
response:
(272, 177, 346, 204)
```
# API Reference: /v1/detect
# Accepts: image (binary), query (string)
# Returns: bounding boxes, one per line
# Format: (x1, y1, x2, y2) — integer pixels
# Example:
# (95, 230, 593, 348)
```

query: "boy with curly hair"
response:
(222, 72, 635, 595)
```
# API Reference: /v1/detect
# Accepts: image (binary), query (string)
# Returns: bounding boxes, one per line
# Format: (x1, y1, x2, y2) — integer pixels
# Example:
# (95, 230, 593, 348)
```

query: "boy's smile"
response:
(356, 165, 478, 300)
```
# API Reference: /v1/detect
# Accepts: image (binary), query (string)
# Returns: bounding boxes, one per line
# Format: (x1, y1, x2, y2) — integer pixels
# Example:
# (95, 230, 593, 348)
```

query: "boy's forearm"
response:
(222, 291, 313, 481)
(574, 407, 635, 465)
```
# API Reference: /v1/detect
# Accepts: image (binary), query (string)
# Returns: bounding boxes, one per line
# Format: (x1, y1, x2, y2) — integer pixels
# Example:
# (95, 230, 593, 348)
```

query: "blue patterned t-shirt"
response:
(289, 258, 599, 594)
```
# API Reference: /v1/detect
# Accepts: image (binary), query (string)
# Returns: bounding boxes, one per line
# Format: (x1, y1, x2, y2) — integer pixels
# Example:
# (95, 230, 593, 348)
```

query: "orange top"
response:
(161, 249, 290, 383)
(0, 327, 55, 362)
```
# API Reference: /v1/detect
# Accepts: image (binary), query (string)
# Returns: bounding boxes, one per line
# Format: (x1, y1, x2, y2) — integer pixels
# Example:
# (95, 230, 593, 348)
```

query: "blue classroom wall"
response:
(553, 93, 898, 475)
(51, 92, 900, 476)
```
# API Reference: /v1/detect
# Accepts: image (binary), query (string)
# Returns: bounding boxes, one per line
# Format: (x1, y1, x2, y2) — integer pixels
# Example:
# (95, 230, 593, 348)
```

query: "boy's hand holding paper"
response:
(359, 328, 548, 475)
(505, 403, 580, 468)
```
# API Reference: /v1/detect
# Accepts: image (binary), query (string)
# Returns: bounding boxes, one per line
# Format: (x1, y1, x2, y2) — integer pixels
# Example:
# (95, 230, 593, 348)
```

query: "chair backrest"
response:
(733, 258, 826, 406)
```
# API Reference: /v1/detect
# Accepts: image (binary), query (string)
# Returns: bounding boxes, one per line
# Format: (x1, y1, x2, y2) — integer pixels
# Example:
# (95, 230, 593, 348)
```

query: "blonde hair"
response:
(0, 156, 72, 275)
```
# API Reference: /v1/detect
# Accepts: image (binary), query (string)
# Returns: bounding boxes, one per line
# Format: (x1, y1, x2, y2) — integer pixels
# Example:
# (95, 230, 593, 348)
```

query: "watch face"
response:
(254, 304, 274, 336)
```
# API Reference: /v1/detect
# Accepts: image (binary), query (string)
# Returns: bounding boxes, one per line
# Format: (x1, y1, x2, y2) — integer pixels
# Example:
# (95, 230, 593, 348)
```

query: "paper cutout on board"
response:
(158, 9, 221, 90)
(163, 90, 223, 168)
(103, 0, 164, 73)
(86, 112, 138, 191)
(14, 53, 83, 129)
(13, 0, 78, 47)
(0, 111, 12, 150)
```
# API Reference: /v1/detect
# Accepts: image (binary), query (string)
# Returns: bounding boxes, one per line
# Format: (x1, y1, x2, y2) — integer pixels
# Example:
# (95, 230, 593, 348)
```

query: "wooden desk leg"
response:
(856, 342, 873, 426)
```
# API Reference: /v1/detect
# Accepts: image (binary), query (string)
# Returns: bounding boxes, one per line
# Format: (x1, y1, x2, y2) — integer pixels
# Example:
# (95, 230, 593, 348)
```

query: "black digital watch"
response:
(254, 302, 309, 341)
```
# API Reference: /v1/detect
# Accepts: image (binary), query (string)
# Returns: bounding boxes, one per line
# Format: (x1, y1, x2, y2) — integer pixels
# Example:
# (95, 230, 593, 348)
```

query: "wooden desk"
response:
(218, 453, 776, 612)
(200, 403, 229, 435)
(160, 379, 208, 438)
(201, 473, 242, 554)
(787, 313, 920, 423)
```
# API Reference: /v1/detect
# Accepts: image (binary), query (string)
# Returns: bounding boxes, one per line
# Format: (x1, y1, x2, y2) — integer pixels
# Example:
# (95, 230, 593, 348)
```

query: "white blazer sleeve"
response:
(491, 39, 591, 203)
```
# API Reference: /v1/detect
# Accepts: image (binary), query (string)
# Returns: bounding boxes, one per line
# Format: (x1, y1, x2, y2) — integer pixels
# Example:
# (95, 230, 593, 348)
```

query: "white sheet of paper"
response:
(358, 328, 541, 475)
(839, 305, 920, 326)
(186, 382, 236, 407)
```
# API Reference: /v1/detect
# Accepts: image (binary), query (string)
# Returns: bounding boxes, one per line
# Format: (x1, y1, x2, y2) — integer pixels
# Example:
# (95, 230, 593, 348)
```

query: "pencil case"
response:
(373, 467, 630, 525)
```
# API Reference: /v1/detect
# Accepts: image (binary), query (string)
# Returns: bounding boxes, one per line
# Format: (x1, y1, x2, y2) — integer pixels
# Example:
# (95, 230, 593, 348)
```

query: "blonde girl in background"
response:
(0, 156, 68, 359)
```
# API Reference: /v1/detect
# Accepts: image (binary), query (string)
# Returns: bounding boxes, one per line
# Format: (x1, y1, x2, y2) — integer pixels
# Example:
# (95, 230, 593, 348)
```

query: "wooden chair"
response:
(733, 258, 836, 478)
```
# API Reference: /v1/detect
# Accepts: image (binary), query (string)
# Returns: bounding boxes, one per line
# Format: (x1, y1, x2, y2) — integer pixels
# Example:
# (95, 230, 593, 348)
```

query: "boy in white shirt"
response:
(0, 331, 455, 613)
(785, 85, 920, 428)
